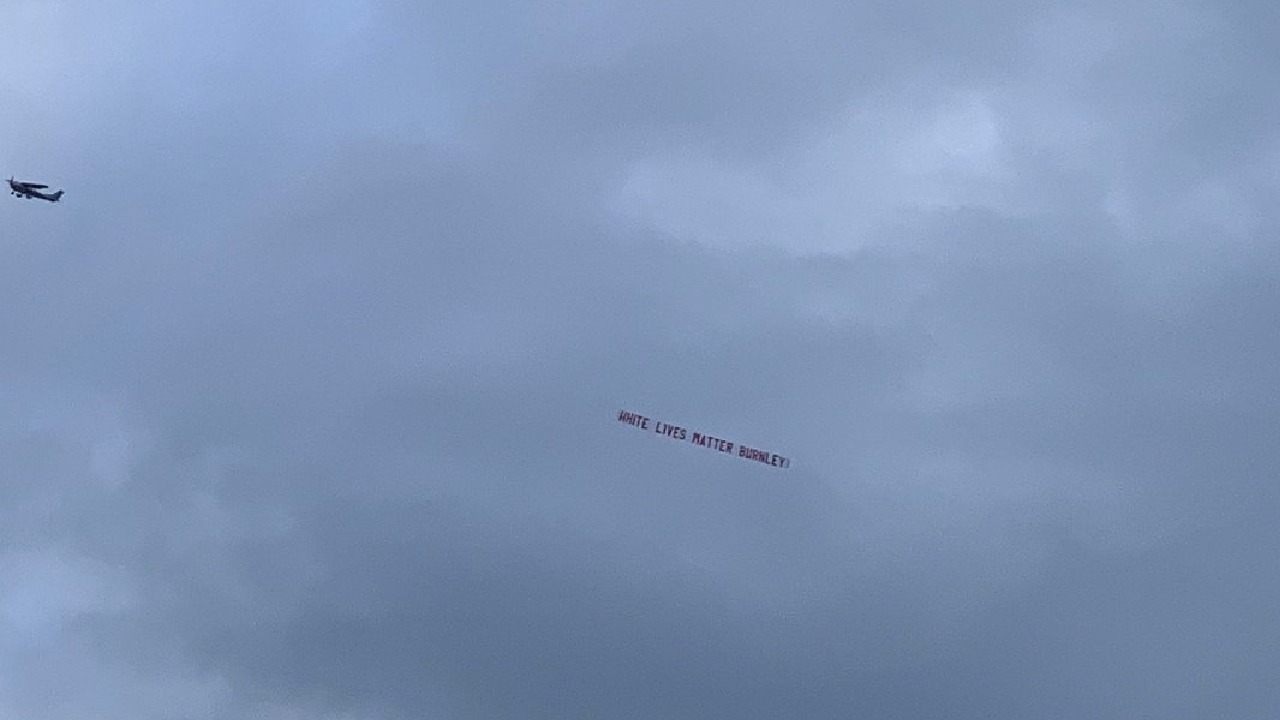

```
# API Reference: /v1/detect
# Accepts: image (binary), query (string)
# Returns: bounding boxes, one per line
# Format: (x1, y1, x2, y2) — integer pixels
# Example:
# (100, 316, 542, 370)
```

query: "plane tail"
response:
(51, 190, 63, 201)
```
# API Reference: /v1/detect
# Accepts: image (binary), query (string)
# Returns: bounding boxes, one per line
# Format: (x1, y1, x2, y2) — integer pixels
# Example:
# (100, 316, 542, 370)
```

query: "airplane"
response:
(9, 177, 63, 202)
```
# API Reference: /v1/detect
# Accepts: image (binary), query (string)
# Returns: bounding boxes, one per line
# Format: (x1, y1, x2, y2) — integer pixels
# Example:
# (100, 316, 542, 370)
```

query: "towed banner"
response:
(616, 410, 791, 469)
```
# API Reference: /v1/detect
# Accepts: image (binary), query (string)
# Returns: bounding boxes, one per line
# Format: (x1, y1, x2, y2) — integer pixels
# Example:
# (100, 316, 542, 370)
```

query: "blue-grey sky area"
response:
(2, 1, 1278, 718)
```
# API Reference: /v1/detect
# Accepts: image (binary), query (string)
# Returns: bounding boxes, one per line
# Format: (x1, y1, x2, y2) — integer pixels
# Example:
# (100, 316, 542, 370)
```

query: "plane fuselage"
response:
(9, 179, 62, 202)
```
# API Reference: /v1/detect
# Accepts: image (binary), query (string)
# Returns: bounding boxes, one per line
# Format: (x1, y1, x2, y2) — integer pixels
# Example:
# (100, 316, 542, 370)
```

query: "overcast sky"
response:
(1, 1, 1278, 718)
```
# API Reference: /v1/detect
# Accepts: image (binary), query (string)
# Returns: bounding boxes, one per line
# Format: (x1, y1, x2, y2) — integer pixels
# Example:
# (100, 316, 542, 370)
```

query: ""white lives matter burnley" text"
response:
(616, 410, 791, 469)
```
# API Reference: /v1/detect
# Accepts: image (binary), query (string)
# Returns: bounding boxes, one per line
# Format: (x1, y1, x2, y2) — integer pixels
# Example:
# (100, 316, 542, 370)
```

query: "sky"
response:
(1, 0, 1278, 718)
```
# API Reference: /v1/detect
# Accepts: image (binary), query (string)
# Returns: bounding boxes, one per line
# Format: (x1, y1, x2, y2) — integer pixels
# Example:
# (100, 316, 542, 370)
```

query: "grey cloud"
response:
(2, 1, 1279, 719)
(34, 152, 1278, 718)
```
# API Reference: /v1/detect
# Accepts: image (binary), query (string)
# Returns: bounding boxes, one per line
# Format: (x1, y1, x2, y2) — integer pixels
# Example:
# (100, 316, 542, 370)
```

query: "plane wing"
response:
(21, 183, 48, 189)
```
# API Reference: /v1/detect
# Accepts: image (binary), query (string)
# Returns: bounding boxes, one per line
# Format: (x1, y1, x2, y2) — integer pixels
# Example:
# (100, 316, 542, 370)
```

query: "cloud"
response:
(2, 1, 1278, 719)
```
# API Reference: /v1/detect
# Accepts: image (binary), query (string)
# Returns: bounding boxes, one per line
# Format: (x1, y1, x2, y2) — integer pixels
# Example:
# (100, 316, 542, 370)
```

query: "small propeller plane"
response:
(9, 177, 64, 202)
